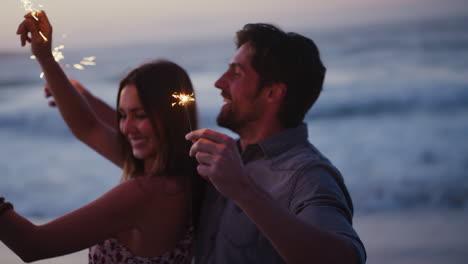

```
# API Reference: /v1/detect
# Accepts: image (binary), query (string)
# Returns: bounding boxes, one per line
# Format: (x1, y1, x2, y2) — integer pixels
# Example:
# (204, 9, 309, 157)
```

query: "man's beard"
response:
(216, 104, 239, 132)
(217, 89, 262, 134)
(217, 91, 242, 132)
(216, 102, 260, 134)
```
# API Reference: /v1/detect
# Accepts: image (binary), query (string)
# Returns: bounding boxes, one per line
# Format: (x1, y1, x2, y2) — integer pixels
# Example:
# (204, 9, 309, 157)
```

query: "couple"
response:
(0, 11, 366, 264)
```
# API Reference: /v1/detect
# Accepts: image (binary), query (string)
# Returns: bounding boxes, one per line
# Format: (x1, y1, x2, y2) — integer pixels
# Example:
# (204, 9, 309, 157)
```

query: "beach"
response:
(354, 209, 468, 264)
(1, 12, 467, 264)
(1, 208, 467, 263)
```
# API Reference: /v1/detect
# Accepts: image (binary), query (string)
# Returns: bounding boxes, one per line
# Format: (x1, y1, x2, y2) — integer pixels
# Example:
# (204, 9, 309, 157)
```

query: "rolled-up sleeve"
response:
(290, 166, 367, 264)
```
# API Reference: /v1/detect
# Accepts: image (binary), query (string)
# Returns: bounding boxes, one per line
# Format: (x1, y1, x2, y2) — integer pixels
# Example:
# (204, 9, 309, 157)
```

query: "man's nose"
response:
(215, 72, 227, 90)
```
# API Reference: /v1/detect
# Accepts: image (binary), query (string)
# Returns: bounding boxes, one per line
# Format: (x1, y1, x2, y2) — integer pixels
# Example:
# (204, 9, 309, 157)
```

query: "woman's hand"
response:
(16, 11, 53, 61)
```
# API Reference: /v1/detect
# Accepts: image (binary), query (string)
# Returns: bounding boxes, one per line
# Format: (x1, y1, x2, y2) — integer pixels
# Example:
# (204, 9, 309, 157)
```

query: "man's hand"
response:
(188, 129, 360, 264)
(186, 129, 253, 200)
(44, 79, 87, 107)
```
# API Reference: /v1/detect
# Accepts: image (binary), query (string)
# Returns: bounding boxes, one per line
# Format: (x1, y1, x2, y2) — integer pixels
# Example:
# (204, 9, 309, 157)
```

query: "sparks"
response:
(52, 45, 65, 62)
(21, 0, 36, 14)
(20, 2, 96, 79)
(171, 92, 195, 107)
(79, 56, 96, 66)
(30, 44, 96, 77)
(34, 44, 65, 78)
(82, 56, 96, 61)
(73, 64, 85, 70)
(171, 92, 195, 131)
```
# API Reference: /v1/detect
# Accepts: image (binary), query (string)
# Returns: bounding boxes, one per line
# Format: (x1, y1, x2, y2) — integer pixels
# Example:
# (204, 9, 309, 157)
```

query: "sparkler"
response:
(172, 92, 195, 131)
(20, 1, 48, 42)
(20, 1, 96, 78)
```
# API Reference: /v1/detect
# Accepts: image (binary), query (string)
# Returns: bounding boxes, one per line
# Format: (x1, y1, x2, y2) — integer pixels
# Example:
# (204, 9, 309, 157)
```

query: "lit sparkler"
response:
(21, 1, 48, 42)
(172, 92, 195, 131)
(20, 1, 96, 79)
(172, 92, 195, 107)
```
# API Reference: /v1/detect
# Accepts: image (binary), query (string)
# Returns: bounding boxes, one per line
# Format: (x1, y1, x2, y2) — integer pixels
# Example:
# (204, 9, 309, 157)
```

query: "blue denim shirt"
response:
(194, 124, 366, 263)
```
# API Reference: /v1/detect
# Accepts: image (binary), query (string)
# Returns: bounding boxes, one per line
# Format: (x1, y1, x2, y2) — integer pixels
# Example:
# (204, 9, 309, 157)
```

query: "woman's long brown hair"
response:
(116, 59, 204, 229)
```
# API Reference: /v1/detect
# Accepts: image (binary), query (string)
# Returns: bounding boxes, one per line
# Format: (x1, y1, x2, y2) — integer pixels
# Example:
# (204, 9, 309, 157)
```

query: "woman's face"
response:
(118, 84, 157, 160)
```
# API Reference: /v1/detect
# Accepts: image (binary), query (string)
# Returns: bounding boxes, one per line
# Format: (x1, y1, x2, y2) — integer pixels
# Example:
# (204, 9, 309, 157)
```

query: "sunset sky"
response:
(1, 0, 467, 52)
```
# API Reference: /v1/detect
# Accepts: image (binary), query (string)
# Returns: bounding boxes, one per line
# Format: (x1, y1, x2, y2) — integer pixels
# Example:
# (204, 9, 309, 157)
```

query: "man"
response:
(186, 23, 366, 263)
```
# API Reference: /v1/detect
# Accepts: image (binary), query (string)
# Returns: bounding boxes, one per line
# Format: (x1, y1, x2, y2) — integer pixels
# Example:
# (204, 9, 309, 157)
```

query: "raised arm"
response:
(45, 80, 118, 130)
(17, 11, 123, 167)
(0, 180, 152, 262)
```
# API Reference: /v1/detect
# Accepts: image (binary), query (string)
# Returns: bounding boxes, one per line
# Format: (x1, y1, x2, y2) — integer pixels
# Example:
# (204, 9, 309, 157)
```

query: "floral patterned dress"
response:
(88, 226, 193, 264)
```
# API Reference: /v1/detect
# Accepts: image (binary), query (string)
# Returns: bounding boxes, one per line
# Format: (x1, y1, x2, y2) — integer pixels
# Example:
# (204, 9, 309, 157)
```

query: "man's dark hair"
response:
(236, 23, 326, 128)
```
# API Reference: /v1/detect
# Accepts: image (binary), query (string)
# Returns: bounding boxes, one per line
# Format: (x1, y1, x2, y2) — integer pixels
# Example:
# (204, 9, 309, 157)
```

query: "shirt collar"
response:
(241, 123, 309, 161)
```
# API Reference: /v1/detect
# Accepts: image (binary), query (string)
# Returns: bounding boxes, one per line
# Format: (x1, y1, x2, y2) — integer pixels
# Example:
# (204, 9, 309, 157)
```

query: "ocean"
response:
(0, 14, 467, 217)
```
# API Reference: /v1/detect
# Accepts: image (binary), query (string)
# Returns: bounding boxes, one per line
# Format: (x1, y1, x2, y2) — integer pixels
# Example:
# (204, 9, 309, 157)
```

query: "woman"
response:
(0, 11, 202, 263)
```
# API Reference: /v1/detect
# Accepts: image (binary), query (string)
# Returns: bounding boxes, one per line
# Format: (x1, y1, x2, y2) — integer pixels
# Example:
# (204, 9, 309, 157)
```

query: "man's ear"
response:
(266, 82, 287, 103)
